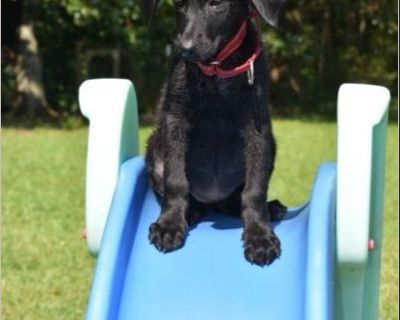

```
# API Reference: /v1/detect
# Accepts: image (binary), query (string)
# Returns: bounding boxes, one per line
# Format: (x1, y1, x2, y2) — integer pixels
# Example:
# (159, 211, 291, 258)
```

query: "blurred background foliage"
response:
(1, 0, 398, 126)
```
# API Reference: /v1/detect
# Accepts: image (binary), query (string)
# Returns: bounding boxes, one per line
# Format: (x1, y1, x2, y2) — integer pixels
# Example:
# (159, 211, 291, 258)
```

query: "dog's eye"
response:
(208, 0, 221, 7)
(174, 0, 185, 8)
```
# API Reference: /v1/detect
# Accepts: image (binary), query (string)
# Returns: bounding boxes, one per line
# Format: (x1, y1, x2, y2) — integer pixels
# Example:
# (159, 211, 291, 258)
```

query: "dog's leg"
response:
(146, 129, 165, 198)
(241, 127, 281, 266)
(148, 114, 191, 252)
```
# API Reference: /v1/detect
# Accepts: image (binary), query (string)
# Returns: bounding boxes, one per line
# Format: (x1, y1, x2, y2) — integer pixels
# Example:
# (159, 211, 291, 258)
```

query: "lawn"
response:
(1, 120, 398, 319)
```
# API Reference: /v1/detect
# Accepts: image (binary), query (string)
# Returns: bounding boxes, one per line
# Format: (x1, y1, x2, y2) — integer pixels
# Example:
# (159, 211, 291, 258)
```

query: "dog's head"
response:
(143, 0, 285, 62)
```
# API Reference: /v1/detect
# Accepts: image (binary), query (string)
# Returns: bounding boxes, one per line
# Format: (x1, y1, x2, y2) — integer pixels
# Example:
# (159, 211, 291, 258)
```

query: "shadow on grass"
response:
(1, 113, 89, 130)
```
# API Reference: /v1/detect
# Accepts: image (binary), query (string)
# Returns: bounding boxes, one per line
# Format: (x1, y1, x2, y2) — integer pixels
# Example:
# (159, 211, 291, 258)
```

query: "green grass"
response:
(1, 120, 398, 319)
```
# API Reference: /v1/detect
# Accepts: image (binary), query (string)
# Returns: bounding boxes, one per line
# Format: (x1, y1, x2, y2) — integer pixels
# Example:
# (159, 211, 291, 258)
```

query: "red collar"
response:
(196, 11, 261, 83)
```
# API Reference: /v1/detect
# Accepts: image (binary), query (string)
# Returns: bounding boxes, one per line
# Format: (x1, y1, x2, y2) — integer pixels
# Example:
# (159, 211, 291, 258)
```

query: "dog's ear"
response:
(250, 0, 285, 27)
(140, 0, 160, 21)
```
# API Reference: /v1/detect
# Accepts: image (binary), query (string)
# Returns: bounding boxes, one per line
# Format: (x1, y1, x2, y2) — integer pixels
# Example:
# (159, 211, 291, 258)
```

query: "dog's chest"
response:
(186, 98, 245, 203)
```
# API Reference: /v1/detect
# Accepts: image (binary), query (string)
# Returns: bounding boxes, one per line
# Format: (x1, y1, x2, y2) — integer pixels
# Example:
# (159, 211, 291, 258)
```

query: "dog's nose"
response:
(178, 39, 197, 61)
(181, 47, 196, 60)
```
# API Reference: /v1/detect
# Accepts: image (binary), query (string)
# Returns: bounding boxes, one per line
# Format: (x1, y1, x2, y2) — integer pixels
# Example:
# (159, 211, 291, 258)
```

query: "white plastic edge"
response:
(336, 83, 390, 264)
(79, 79, 139, 255)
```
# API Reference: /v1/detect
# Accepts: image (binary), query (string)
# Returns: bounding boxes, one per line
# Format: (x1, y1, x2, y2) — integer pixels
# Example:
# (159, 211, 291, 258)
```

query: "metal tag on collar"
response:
(247, 60, 254, 85)
(209, 61, 220, 75)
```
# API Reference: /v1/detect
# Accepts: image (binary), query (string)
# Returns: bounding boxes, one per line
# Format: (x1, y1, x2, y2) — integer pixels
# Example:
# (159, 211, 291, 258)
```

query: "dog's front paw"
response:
(149, 217, 187, 252)
(243, 223, 281, 267)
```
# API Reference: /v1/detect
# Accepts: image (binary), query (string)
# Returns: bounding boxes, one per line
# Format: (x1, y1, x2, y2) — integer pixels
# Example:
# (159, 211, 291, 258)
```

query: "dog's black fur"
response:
(144, 0, 286, 266)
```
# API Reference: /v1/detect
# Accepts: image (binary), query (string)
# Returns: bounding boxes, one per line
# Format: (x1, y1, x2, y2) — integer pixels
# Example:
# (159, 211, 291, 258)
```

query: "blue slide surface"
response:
(86, 156, 337, 320)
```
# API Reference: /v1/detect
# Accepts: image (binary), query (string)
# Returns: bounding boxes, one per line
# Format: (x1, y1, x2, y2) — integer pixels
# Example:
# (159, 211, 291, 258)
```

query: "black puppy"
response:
(144, 0, 286, 266)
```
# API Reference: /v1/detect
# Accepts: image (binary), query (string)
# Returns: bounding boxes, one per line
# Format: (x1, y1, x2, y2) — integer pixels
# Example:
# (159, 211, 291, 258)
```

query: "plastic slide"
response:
(79, 79, 390, 320)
